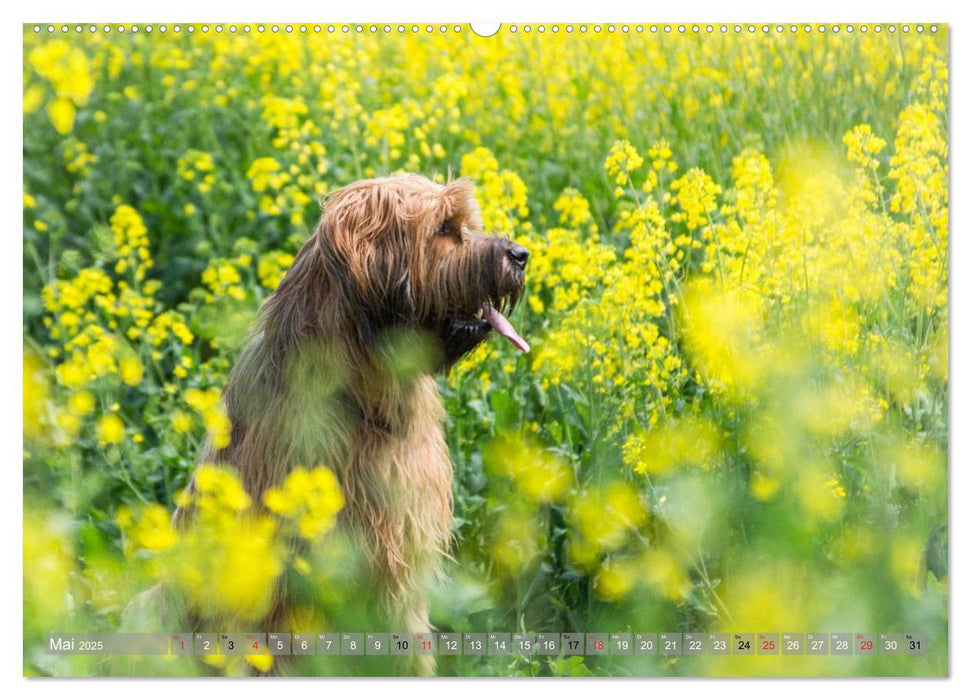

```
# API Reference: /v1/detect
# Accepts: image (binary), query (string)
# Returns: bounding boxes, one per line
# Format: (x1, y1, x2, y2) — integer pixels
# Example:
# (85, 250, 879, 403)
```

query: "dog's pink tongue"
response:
(483, 304, 530, 353)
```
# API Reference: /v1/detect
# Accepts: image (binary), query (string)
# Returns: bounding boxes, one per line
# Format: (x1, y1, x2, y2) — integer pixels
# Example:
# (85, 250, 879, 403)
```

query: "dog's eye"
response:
(435, 221, 451, 236)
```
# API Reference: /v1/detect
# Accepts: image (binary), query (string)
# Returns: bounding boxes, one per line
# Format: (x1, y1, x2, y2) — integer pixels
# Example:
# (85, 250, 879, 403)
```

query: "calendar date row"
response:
(46, 632, 926, 656)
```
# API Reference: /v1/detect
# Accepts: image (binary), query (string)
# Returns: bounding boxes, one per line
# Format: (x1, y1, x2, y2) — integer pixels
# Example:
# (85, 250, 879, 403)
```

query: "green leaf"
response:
(489, 390, 519, 431)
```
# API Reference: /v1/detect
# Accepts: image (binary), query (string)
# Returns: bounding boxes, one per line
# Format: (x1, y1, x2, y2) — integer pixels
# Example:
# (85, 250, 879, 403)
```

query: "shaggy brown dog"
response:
(181, 174, 529, 674)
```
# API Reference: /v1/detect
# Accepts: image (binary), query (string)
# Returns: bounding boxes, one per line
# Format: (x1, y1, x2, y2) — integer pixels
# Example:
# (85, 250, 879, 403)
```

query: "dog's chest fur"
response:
(195, 333, 454, 631)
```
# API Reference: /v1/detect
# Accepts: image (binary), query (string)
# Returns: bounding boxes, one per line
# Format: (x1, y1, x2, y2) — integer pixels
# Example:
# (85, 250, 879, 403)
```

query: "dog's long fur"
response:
(175, 174, 527, 675)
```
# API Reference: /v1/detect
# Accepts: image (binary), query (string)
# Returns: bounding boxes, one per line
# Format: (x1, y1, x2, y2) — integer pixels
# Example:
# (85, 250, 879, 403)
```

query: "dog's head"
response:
(313, 174, 529, 369)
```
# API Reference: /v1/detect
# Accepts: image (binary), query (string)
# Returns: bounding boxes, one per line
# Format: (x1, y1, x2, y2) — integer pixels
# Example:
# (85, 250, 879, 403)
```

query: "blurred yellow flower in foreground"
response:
(490, 508, 541, 575)
(623, 416, 720, 475)
(24, 510, 74, 627)
(680, 279, 765, 397)
(790, 378, 877, 438)
(594, 545, 689, 602)
(172, 513, 282, 623)
(166, 467, 285, 623)
(721, 563, 811, 632)
(187, 464, 252, 514)
(568, 481, 647, 566)
(891, 534, 924, 598)
(246, 653, 273, 673)
(23, 350, 49, 441)
(264, 466, 344, 540)
(484, 433, 573, 503)
(117, 503, 178, 554)
(749, 470, 781, 502)
(594, 556, 639, 601)
(113, 465, 349, 628)
(796, 467, 847, 523)
(889, 440, 945, 492)
(641, 547, 690, 601)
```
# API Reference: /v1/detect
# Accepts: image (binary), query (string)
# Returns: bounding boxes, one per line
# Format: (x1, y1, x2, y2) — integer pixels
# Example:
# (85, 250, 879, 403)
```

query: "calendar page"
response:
(22, 20, 949, 679)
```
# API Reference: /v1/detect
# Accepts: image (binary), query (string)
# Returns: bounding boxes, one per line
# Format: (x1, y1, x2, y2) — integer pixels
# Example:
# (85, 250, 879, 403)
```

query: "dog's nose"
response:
(507, 245, 530, 270)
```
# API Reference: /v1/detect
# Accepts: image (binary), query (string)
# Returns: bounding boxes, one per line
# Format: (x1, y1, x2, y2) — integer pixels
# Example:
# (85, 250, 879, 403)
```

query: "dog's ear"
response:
(317, 183, 416, 324)
(442, 178, 483, 231)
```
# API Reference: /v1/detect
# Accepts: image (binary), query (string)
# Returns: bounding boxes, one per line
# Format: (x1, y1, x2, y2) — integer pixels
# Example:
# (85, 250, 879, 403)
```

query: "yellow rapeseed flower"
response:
(623, 417, 721, 475)
(484, 433, 573, 503)
(569, 481, 647, 557)
(24, 350, 49, 440)
(117, 504, 178, 554)
(68, 390, 95, 417)
(119, 356, 144, 387)
(264, 466, 344, 540)
(96, 413, 125, 445)
(47, 98, 76, 135)
(604, 140, 644, 185)
(170, 410, 193, 434)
